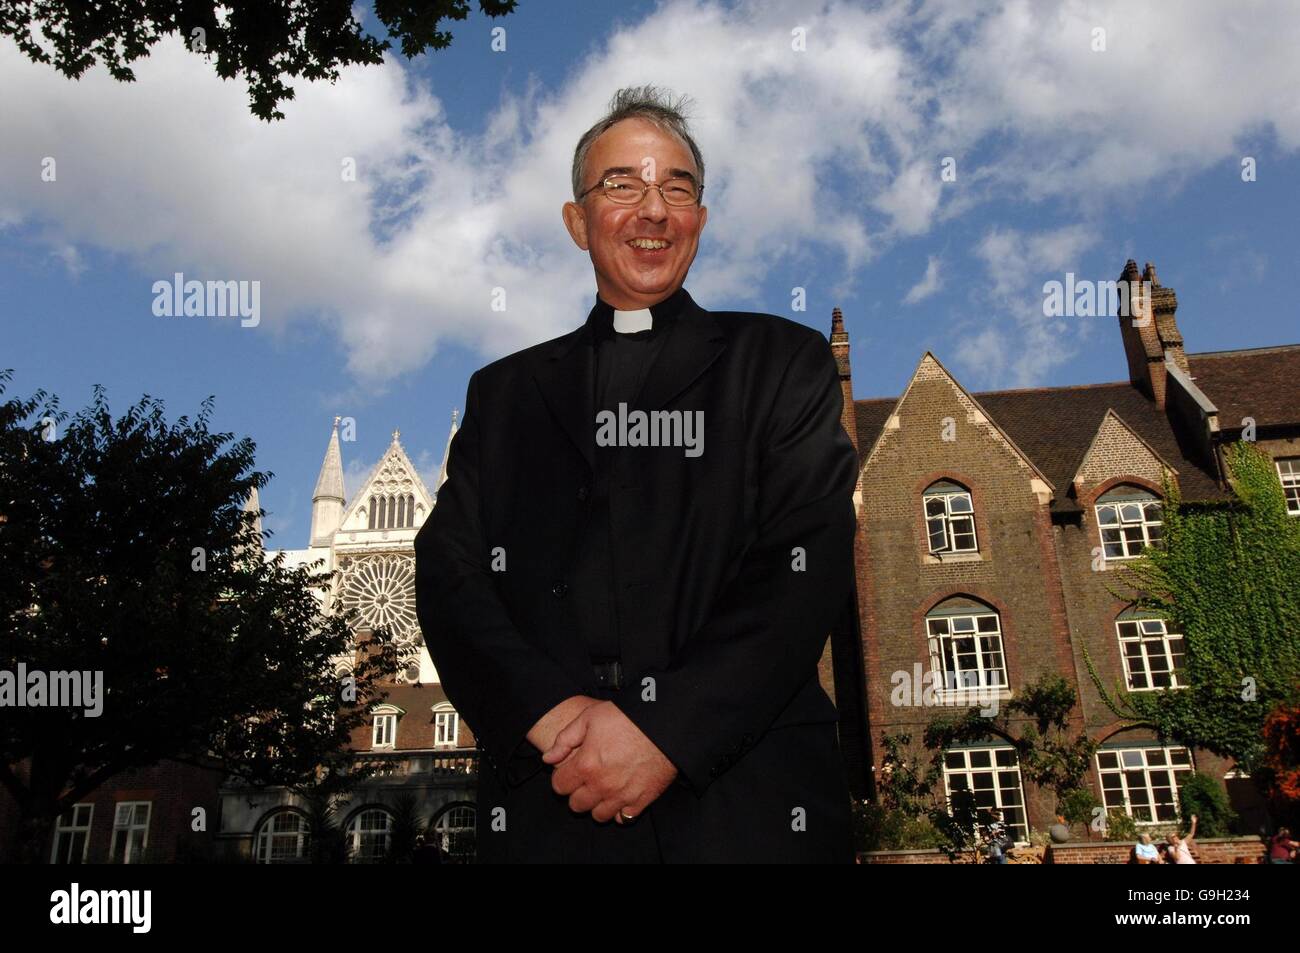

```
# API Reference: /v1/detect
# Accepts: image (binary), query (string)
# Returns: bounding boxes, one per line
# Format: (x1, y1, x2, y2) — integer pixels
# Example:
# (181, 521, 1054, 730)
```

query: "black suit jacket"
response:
(414, 287, 859, 862)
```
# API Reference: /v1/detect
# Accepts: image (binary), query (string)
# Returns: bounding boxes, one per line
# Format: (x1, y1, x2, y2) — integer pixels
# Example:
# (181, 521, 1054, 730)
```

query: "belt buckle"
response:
(592, 658, 623, 691)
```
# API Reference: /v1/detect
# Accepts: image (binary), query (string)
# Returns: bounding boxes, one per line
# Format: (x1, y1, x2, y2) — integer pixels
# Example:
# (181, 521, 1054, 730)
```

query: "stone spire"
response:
(310, 417, 346, 545)
(436, 408, 460, 496)
(242, 485, 263, 541)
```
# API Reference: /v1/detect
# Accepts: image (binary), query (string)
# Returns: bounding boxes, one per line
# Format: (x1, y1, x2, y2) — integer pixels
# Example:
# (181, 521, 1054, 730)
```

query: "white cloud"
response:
(955, 223, 1100, 387)
(3, 0, 1299, 388)
(903, 255, 943, 304)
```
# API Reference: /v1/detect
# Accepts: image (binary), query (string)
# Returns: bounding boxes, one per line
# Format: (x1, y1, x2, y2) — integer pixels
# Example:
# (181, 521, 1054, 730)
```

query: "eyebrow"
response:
(595, 166, 699, 185)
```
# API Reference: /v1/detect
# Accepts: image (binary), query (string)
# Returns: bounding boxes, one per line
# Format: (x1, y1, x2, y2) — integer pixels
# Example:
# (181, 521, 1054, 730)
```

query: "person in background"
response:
(1134, 831, 1163, 864)
(985, 809, 1011, 864)
(1269, 826, 1297, 864)
(1167, 813, 1198, 864)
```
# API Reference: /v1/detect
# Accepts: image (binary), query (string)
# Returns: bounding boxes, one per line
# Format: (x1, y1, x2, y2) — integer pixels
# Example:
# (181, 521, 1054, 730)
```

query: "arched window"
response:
(397, 494, 406, 527)
(368, 496, 376, 529)
(387, 495, 397, 528)
(255, 810, 310, 864)
(346, 808, 393, 863)
(433, 805, 476, 863)
(925, 597, 1007, 695)
(1116, 613, 1186, 691)
(924, 480, 978, 554)
(406, 493, 416, 527)
(1095, 486, 1163, 560)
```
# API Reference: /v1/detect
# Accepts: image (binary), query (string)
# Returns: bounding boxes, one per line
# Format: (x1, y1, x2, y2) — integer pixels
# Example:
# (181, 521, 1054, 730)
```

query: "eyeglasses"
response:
(577, 174, 703, 207)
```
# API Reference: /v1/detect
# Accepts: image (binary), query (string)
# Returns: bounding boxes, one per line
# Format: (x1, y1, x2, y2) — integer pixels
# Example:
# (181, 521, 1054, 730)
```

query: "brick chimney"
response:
(1117, 259, 1187, 409)
(830, 306, 858, 450)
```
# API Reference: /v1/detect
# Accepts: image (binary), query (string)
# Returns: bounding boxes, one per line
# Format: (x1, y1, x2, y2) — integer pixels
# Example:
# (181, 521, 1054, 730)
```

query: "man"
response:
(1134, 832, 1162, 864)
(414, 86, 859, 863)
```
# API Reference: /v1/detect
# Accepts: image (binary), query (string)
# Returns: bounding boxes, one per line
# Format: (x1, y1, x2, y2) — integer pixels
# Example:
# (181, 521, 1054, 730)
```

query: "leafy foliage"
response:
(0, 371, 399, 860)
(1088, 442, 1300, 772)
(1177, 772, 1238, 837)
(0, 0, 519, 120)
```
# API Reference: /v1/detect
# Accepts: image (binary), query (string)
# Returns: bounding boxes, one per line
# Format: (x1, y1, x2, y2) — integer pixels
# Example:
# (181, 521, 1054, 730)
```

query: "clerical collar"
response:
(587, 286, 691, 342)
(614, 307, 653, 334)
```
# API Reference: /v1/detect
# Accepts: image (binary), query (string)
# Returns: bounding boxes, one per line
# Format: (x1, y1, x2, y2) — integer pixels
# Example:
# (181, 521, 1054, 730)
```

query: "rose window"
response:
(339, 554, 419, 643)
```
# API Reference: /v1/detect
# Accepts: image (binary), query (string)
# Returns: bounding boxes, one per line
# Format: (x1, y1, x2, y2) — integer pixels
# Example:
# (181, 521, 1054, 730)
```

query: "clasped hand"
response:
(539, 698, 678, 823)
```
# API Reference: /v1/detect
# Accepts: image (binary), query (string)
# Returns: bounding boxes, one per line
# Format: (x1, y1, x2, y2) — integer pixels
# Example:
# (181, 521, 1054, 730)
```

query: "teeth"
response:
(629, 239, 670, 249)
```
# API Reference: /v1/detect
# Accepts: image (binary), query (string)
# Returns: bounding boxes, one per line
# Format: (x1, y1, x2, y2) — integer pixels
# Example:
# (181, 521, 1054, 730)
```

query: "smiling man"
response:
(415, 86, 860, 863)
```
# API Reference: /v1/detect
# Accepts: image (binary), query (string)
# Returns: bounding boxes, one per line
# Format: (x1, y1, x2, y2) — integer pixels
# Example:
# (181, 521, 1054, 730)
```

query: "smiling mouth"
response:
(627, 238, 672, 250)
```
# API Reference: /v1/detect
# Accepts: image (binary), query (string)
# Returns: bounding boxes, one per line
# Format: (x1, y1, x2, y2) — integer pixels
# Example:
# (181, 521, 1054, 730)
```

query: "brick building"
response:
(825, 259, 1299, 841)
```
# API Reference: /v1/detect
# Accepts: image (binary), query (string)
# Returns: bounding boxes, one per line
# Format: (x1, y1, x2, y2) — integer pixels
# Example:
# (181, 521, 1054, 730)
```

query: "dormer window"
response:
(924, 481, 978, 554)
(1095, 486, 1163, 560)
(433, 703, 460, 747)
(371, 707, 400, 749)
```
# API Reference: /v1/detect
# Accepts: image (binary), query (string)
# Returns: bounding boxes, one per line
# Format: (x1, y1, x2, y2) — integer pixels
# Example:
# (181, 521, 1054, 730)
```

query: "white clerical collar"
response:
(612, 307, 653, 333)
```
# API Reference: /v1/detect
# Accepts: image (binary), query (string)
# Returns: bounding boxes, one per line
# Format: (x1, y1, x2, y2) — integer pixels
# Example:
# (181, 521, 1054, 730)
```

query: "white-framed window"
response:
(1117, 616, 1187, 691)
(1277, 458, 1300, 516)
(108, 801, 151, 864)
(926, 602, 1007, 696)
(434, 805, 476, 863)
(51, 804, 93, 864)
(1097, 745, 1194, 823)
(924, 481, 978, 554)
(255, 809, 310, 863)
(346, 808, 393, 863)
(434, 705, 459, 747)
(942, 746, 1028, 843)
(372, 713, 397, 748)
(1095, 487, 1163, 560)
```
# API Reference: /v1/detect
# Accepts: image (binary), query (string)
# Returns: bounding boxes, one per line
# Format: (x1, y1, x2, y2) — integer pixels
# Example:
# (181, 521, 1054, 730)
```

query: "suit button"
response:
(577, 486, 589, 501)
(551, 581, 569, 599)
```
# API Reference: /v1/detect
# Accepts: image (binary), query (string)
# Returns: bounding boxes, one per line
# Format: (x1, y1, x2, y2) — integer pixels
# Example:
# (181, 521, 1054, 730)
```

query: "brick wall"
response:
(855, 357, 1075, 831)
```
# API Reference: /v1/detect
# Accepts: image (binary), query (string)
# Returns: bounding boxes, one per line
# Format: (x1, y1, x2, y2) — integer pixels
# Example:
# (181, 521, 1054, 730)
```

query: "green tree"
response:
(1, 0, 519, 121)
(1087, 441, 1300, 772)
(0, 372, 400, 862)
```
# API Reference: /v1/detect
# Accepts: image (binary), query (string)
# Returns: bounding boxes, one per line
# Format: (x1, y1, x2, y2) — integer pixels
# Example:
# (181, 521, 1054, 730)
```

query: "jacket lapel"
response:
(532, 291, 726, 473)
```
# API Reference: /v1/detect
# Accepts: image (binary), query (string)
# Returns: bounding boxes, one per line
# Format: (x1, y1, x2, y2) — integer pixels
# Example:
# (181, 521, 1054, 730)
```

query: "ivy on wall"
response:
(1088, 441, 1300, 772)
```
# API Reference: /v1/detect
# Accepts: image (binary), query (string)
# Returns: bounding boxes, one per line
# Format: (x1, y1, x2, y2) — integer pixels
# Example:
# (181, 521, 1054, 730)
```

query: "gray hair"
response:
(570, 85, 705, 201)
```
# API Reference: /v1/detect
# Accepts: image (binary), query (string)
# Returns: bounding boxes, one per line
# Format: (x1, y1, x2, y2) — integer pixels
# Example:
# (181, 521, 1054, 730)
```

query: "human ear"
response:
(562, 200, 590, 251)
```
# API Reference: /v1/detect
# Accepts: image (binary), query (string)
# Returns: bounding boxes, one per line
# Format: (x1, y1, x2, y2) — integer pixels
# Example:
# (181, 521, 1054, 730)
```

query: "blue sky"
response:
(3, 0, 1298, 546)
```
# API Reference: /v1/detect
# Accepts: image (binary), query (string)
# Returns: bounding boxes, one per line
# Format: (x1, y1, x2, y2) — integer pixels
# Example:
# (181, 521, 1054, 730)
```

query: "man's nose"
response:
(636, 186, 669, 221)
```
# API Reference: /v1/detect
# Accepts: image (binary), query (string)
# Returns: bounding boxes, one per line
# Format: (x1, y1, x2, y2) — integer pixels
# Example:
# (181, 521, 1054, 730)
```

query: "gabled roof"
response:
(854, 378, 1229, 512)
(1070, 407, 1178, 488)
(859, 352, 1054, 492)
(337, 430, 435, 530)
(1186, 344, 1300, 430)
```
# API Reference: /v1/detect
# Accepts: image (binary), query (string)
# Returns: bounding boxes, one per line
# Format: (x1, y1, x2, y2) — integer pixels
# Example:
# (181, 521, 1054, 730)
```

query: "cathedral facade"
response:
(216, 413, 481, 863)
